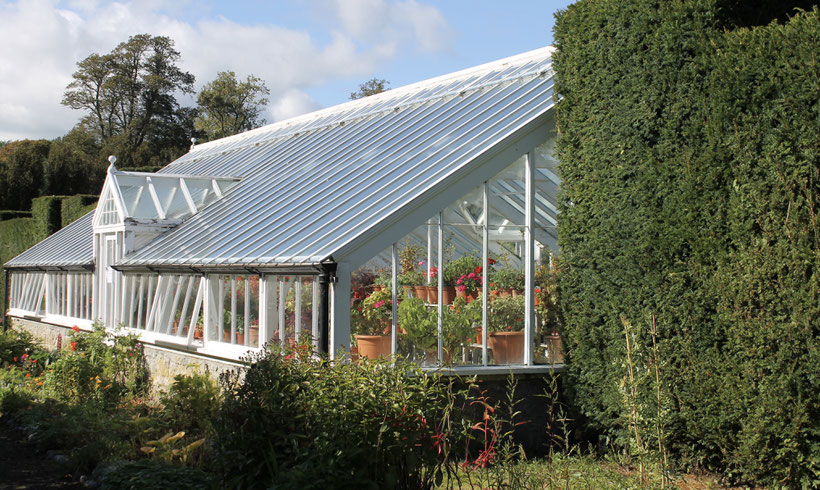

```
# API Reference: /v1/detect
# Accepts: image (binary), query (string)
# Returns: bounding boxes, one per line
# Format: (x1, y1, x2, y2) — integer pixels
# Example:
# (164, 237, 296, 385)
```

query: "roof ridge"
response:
(173, 46, 554, 162)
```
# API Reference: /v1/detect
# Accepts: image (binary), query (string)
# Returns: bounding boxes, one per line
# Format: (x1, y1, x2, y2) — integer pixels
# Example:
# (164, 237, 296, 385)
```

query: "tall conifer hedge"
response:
(554, 1, 819, 485)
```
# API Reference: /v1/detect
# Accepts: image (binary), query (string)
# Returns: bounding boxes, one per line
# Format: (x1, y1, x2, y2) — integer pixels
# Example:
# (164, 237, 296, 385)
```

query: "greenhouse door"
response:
(102, 235, 117, 327)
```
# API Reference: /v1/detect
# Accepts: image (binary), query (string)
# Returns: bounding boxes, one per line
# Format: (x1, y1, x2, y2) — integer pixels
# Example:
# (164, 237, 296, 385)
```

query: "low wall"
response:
(7, 317, 244, 391)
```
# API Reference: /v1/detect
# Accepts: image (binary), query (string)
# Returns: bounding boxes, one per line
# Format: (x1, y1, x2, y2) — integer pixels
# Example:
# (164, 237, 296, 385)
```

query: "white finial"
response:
(108, 155, 117, 165)
(190, 137, 197, 150)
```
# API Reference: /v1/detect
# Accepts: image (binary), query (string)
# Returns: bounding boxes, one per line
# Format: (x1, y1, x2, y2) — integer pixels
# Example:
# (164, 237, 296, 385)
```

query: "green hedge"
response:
(554, 1, 819, 486)
(0, 210, 31, 221)
(31, 195, 66, 239)
(60, 194, 97, 227)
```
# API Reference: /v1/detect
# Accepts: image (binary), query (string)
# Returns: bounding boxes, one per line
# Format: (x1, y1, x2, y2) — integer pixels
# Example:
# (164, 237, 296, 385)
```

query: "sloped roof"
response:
(4, 212, 94, 269)
(120, 47, 556, 270)
(6, 47, 556, 272)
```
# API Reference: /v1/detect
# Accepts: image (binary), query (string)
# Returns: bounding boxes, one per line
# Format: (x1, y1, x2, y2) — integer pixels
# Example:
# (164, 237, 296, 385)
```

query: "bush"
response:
(158, 372, 221, 437)
(214, 343, 463, 488)
(94, 460, 213, 489)
(554, 1, 820, 486)
(60, 194, 97, 226)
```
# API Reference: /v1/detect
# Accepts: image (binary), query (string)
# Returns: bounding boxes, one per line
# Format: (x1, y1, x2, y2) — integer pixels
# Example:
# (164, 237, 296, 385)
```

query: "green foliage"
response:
(94, 460, 213, 489)
(0, 210, 31, 221)
(350, 78, 390, 100)
(214, 344, 461, 488)
(158, 372, 221, 437)
(398, 297, 437, 357)
(0, 139, 50, 210)
(489, 267, 524, 291)
(488, 295, 524, 332)
(44, 325, 146, 406)
(554, 1, 820, 486)
(60, 194, 97, 227)
(62, 34, 196, 168)
(31, 195, 65, 238)
(195, 71, 270, 141)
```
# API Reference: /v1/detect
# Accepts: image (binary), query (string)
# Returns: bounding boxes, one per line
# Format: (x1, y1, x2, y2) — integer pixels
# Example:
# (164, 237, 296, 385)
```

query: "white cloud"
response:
(269, 88, 322, 122)
(0, 0, 452, 141)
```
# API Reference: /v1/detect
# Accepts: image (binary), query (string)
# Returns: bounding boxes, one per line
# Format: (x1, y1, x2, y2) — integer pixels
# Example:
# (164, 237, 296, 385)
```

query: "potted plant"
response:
(372, 268, 391, 292)
(490, 267, 525, 297)
(441, 296, 481, 363)
(354, 288, 393, 359)
(488, 295, 525, 364)
(444, 254, 483, 302)
(397, 297, 436, 364)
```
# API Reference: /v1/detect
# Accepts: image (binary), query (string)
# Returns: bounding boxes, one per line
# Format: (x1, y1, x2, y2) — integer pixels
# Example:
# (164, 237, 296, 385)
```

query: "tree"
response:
(0, 140, 50, 210)
(62, 34, 195, 167)
(349, 78, 389, 100)
(43, 129, 106, 196)
(195, 71, 270, 141)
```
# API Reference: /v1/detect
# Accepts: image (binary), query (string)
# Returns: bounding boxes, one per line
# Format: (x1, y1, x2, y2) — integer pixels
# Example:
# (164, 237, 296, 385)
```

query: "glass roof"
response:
(7, 47, 557, 271)
(117, 47, 556, 269)
(95, 168, 240, 225)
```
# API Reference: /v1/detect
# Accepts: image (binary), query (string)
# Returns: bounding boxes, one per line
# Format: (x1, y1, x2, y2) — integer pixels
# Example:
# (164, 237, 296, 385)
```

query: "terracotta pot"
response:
(474, 327, 484, 344)
(511, 289, 522, 297)
(223, 330, 245, 345)
(249, 325, 259, 347)
(534, 294, 541, 306)
(441, 286, 457, 304)
(355, 335, 391, 359)
(194, 326, 203, 340)
(425, 286, 438, 304)
(372, 284, 384, 293)
(489, 331, 524, 364)
(496, 288, 513, 298)
(402, 285, 414, 299)
(544, 334, 564, 364)
(412, 285, 428, 300)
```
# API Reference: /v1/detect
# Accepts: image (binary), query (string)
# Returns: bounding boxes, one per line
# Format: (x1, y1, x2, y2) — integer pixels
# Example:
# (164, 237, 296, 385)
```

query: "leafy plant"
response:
(398, 297, 437, 358)
(490, 267, 524, 292)
(488, 295, 524, 332)
(443, 254, 481, 287)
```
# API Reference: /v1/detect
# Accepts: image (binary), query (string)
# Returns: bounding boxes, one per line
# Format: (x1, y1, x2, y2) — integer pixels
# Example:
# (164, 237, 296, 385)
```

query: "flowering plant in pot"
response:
(456, 266, 483, 299)
(353, 289, 393, 359)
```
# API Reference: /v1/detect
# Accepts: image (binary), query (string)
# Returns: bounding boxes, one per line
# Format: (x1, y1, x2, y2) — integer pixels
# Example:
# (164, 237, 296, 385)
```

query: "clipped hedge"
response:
(554, 1, 819, 486)
(31, 195, 66, 239)
(61, 194, 97, 227)
(0, 210, 31, 221)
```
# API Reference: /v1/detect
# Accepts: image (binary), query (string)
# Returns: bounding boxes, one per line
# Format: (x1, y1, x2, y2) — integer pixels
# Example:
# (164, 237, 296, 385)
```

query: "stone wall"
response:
(7, 317, 244, 391)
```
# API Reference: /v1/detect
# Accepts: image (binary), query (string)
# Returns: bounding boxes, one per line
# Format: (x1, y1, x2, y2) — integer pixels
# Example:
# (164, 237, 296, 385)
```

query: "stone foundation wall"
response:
(7, 317, 244, 391)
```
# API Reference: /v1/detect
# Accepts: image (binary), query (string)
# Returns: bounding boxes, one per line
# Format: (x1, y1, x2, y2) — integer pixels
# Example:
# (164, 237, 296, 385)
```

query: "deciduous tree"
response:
(195, 71, 270, 141)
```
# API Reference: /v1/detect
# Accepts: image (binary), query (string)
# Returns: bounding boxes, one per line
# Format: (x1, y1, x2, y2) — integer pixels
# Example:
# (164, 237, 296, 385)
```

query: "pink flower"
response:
(458, 285, 466, 292)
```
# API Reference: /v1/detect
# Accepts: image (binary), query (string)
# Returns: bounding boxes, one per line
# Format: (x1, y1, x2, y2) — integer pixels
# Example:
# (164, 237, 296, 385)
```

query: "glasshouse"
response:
(3, 47, 562, 374)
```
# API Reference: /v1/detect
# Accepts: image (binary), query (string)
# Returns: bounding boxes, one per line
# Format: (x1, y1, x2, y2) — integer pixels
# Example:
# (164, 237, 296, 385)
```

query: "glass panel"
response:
(184, 179, 217, 208)
(442, 225, 483, 366)
(151, 178, 191, 220)
(117, 176, 159, 219)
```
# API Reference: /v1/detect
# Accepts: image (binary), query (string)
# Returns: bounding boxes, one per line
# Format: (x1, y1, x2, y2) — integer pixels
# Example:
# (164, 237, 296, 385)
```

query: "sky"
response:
(0, 0, 574, 141)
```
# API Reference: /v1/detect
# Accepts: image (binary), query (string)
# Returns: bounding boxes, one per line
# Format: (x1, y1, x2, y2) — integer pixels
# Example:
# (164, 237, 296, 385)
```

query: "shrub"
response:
(94, 459, 213, 489)
(214, 344, 463, 488)
(158, 372, 221, 437)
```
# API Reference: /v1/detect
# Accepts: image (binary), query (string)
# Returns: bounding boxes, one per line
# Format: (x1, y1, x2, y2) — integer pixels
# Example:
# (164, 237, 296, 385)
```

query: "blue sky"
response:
(0, 0, 573, 141)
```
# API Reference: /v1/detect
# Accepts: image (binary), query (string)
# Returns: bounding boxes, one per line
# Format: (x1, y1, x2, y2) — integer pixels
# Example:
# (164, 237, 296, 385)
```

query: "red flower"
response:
(12, 357, 17, 363)
(474, 266, 482, 274)
(69, 342, 77, 351)
(72, 326, 80, 333)
(21, 354, 28, 360)
(25, 373, 30, 378)
(488, 258, 496, 265)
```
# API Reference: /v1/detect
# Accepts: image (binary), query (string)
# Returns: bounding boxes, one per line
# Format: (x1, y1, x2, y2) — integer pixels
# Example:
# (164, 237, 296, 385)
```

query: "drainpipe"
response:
(2, 268, 9, 332)
(317, 262, 337, 355)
